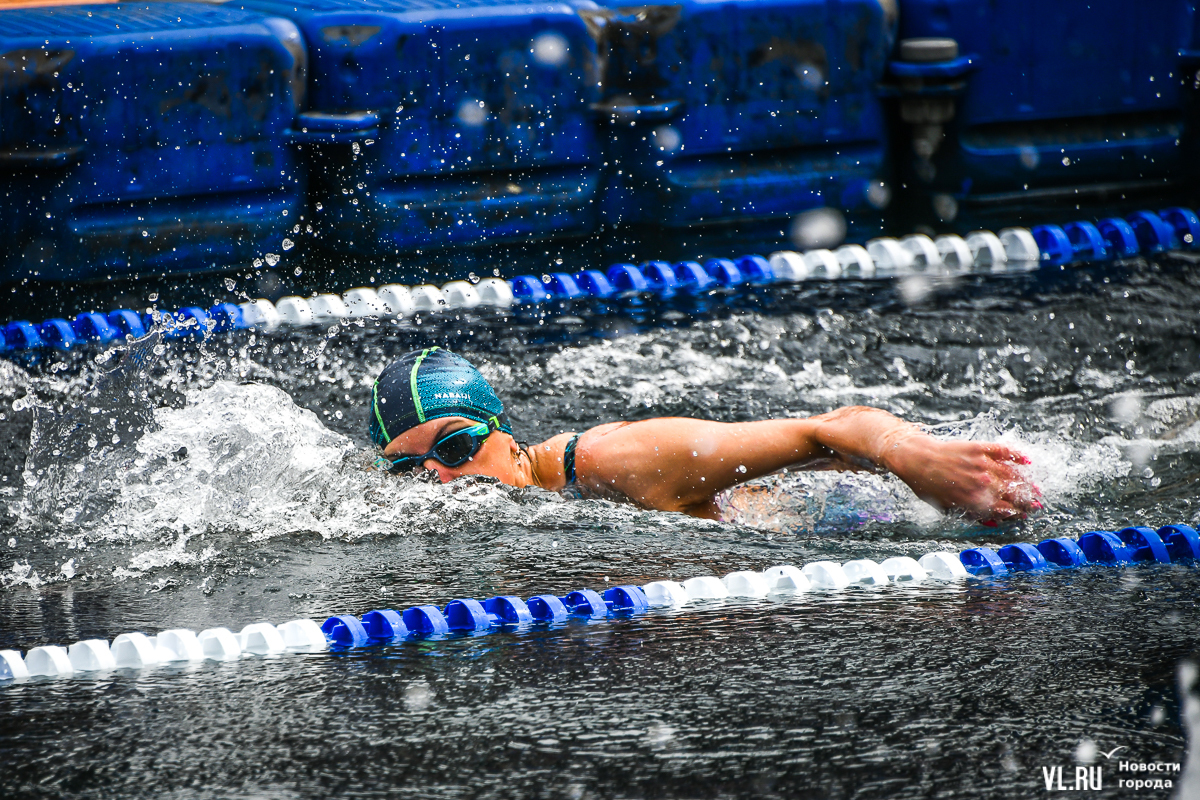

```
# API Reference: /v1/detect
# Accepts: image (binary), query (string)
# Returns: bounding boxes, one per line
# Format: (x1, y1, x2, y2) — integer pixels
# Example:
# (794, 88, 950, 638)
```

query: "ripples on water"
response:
(1, 257, 1199, 797)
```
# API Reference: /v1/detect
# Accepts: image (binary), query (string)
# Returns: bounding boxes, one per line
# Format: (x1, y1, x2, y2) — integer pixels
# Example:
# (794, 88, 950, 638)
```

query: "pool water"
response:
(2, 255, 1200, 798)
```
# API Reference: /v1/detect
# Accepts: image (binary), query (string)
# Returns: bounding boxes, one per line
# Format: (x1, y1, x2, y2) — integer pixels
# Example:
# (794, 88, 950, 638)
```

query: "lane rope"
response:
(4, 207, 1198, 355)
(2, 522, 1196, 682)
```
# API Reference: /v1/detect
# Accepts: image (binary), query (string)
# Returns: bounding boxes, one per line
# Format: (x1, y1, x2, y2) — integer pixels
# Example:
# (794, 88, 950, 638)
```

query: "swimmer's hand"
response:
(881, 434, 1041, 521)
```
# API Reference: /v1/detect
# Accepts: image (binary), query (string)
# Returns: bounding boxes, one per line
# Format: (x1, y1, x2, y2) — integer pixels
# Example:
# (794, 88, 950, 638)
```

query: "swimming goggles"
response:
(383, 420, 495, 474)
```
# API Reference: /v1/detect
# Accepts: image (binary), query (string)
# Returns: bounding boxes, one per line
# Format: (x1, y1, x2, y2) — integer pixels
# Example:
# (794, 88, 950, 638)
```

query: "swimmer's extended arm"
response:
(571, 407, 1037, 520)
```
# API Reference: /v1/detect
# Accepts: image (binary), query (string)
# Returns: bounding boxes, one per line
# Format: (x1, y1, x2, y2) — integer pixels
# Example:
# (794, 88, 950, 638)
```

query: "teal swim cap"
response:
(368, 347, 512, 448)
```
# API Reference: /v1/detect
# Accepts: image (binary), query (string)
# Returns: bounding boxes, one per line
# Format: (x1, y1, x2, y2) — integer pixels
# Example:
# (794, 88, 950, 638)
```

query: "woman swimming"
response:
(370, 347, 1040, 521)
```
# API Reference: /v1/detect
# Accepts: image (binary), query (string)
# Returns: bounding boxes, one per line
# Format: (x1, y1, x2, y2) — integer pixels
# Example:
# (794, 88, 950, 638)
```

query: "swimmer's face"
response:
(382, 416, 524, 485)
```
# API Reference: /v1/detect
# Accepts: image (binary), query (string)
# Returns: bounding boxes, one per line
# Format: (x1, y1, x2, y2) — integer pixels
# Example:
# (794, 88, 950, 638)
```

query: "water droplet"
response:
(531, 32, 569, 66)
(403, 682, 434, 711)
(282, 238, 294, 251)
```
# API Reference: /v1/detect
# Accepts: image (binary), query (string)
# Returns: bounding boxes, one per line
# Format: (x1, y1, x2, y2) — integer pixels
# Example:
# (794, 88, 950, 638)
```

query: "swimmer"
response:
(369, 348, 1041, 522)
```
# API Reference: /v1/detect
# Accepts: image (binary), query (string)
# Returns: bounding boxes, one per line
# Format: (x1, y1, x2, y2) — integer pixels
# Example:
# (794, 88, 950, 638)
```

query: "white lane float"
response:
(441, 281, 482, 309)
(475, 278, 516, 307)
(965, 230, 1007, 269)
(900, 234, 943, 271)
(199, 628, 243, 661)
(274, 296, 315, 326)
(762, 565, 811, 593)
(802, 561, 851, 590)
(722, 570, 771, 598)
(642, 580, 690, 608)
(878, 556, 928, 584)
(278, 619, 327, 650)
(238, 623, 286, 655)
(25, 646, 73, 678)
(343, 288, 387, 318)
(112, 633, 160, 668)
(935, 235, 974, 271)
(803, 249, 842, 279)
(835, 244, 875, 278)
(682, 576, 729, 601)
(999, 227, 1040, 262)
(919, 552, 970, 580)
(0, 650, 29, 681)
(841, 559, 890, 586)
(767, 250, 808, 281)
(155, 629, 204, 662)
(866, 237, 915, 275)
(309, 293, 350, 323)
(238, 299, 282, 331)
(409, 285, 447, 313)
(67, 639, 116, 672)
(377, 284, 416, 316)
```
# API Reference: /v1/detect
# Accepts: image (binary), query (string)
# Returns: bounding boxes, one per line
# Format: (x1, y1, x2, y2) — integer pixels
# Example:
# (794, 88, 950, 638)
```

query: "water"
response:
(2, 255, 1199, 798)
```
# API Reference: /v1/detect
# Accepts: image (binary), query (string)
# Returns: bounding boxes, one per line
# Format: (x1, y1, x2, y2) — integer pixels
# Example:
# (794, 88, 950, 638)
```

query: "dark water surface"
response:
(2, 255, 1200, 798)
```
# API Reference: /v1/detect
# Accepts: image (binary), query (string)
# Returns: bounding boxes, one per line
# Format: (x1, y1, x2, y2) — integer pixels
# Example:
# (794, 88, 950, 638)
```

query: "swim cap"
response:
(368, 347, 512, 447)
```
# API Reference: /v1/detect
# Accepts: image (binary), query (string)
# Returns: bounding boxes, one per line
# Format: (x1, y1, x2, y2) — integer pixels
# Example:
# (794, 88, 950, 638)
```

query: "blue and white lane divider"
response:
(3, 206, 1198, 355)
(1, 522, 1196, 683)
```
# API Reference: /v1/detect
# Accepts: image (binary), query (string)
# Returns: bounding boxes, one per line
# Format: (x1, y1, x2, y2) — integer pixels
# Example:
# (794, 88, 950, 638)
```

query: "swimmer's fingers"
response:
(990, 469, 1042, 517)
(981, 442, 1044, 505)
(980, 442, 1031, 466)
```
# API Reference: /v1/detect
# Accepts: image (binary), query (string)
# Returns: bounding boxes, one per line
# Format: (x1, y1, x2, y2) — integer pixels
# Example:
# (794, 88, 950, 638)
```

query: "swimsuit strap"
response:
(563, 432, 581, 485)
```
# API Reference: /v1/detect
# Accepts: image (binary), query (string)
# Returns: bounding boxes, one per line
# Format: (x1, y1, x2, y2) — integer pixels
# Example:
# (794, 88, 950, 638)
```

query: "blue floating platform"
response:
(590, 0, 891, 226)
(237, 0, 602, 253)
(0, 2, 305, 282)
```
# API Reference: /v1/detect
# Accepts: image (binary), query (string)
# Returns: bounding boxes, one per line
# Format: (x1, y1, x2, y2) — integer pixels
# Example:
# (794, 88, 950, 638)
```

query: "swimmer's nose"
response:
(424, 458, 454, 482)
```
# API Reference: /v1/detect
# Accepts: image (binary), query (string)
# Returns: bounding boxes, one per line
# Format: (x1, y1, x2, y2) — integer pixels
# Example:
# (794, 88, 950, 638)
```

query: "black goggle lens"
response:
(433, 430, 477, 465)
(386, 423, 491, 474)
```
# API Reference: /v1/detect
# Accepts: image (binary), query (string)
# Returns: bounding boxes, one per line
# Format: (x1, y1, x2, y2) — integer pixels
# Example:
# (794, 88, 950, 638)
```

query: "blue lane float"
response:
(1077, 531, 1134, 564)
(1036, 538, 1088, 568)
(5, 207, 1199, 358)
(960, 547, 1008, 577)
(2, 522, 1197, 684)
(996, 543, 1048, 572)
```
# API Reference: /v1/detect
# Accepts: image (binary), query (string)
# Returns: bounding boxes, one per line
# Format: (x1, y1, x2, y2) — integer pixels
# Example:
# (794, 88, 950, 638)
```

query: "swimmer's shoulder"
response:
(528, 423, 627, 491)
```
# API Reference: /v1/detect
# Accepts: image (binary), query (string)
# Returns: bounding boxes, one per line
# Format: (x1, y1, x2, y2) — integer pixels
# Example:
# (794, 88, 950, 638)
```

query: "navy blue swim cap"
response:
(368, 347, 512, 447)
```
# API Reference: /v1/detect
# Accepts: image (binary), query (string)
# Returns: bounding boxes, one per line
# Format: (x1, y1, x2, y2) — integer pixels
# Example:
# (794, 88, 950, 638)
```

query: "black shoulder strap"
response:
(563, 432, 581, 484)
